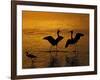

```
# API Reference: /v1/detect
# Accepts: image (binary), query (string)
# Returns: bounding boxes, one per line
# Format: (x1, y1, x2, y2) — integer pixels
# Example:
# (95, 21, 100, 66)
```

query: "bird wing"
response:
(43, 36, 56, 45)
(65, 39, 70, 48)
(56, 36, 63, 43)
(74, 33, 84, 43)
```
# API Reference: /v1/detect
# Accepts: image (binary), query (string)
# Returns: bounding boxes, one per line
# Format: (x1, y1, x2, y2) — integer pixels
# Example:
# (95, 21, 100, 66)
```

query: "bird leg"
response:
(55, 46, 58, 57)
(74, 43, 78, 57)
(49, 45, 53, 57)
(56, 46, 57, 51)
(31, 59, 34, 68)
(72, 44, 80, 66)
(49, 45, 52, 52)
(31, 58, 36, 68)
(49, 45, 53, 66)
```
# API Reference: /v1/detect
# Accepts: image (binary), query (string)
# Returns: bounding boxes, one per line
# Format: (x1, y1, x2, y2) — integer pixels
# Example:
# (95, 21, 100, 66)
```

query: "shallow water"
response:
(22, 30, 89, 69)
(22, 11, 89, 68)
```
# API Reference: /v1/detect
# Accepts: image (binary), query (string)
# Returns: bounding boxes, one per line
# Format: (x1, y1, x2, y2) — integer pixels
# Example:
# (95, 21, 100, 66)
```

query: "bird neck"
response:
(57, 32, 60, 37)
(71, 31, 73, 39)
(71, 34, 73, 39)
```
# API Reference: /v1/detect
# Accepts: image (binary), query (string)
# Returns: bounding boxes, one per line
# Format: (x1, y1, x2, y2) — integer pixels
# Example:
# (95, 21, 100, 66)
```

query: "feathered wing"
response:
(65, 33, 84, 48)
(65, 39, 70, 48)
(56, 36, 63, 44)
(43, 36, 63, 46)
(43, 36, 56, 45)
(74, 33, 84, 43)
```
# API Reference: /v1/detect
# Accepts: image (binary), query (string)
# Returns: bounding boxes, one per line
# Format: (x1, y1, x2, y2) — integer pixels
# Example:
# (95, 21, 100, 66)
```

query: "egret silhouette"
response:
(43, 30, 63, 51)
(26, 51, 37, 59)
(26, 51, 37, 67)
(65, 30, 84, 48)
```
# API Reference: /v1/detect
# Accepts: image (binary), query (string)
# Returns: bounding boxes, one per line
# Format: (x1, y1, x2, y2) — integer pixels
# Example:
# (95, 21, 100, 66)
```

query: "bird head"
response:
(57, 29, 61, 37)
(57, 29, 60, 34)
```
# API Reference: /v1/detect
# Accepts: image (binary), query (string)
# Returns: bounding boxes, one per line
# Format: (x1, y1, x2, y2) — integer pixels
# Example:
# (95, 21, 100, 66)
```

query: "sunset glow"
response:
(22, 11, 89, 68)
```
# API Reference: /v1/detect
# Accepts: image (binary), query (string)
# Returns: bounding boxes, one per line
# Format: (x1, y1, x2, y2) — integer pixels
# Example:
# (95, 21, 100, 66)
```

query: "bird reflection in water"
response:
(25, 30, 84, 68)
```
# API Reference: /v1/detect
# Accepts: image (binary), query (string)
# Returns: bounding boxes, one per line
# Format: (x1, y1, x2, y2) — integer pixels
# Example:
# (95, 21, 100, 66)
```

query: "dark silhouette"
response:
(69, 30, 74, 39)
(26, 51, 37, 68)
(26, 51, 37, 59)
(65, 30, 84, 48)
(43, 30, 63, 50)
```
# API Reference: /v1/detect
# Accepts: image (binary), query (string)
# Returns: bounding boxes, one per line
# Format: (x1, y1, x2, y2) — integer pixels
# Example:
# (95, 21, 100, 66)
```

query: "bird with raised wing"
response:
(43, 29, 63, 51)
(65, 30, 84, 48)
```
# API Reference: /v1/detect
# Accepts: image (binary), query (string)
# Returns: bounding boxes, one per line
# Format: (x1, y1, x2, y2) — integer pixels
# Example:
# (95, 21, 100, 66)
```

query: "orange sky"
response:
(22, 11, 89, 31)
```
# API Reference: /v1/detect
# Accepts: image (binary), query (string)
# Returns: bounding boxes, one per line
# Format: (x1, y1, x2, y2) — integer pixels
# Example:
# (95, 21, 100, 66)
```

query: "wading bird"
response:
(26, 51, 37, 67)
(65, 30, 84, 66)
(43, 30, 63, 51)
(65, 30, 84, 48)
